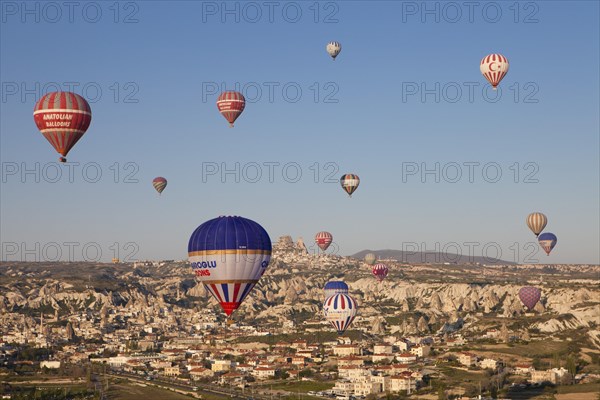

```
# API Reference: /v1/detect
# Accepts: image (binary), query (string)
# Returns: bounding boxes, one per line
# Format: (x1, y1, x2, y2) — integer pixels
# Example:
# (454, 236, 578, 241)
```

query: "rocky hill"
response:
(1, 235, 598, 346)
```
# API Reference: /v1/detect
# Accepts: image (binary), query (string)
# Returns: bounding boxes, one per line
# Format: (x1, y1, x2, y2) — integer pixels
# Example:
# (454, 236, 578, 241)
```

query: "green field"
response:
(268, 381, 335, 393)
(438, 366, 486, 383)
(0, 385, 94, 400)
(106, 383, 195, 400)
(478, 340, 573, 358)
(556, 382, 600, 394)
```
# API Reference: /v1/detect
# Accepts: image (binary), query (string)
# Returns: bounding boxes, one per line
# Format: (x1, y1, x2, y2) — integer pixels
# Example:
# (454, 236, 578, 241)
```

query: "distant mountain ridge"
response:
(350, 249, 516, 265)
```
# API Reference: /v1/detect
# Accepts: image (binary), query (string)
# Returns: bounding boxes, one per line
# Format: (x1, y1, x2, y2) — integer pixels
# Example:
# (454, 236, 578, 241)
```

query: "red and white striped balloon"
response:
(372, 263, 389, 282)
(315, 231, 333, 251)
(480, 54, 509, 90)
(217, 91, 246, 127)
(33, 92, 92, 162)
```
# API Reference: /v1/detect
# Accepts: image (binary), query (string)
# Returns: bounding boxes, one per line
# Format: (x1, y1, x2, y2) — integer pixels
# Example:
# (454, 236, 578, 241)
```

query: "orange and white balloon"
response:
(152, 177, 167, 195)
(526, 212, 547, 237)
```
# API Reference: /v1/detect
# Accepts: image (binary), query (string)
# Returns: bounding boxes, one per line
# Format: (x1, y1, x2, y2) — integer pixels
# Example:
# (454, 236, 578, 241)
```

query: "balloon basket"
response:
(59, 157, 67, 163)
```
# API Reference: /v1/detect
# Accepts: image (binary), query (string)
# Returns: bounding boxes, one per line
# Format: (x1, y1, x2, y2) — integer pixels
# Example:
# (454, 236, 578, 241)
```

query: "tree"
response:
(565, 356, 577, 376)
(552, 352, 561, 368)
(490, 385, 498, 398)
(437, 384, 446, 400)
(86, 367, 91, 386)
(532, 357, 546, 370)
(235, 355, 246, 364)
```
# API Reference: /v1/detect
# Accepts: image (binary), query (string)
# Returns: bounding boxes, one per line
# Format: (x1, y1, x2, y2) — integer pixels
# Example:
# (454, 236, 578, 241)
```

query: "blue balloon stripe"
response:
(189, 216, 272, 252)
(221, 283, 230, 302)
(239, 282, 254, 303)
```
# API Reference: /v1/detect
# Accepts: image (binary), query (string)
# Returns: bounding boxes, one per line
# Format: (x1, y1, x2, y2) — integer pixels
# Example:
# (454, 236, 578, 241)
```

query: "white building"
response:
(40, 361, 60, 369)
(374, 344, 393, 354)
(108, 356, 129, 367)
(409, 344, 430, 358)
(370, 375, 390, 393)
(332, 380, 353, 396)
(372, 354, 393, 363)
(390, 375, 417, 393)
(458, 352, 477, 367)
(353, 379, 379, 397)
(333, 344, 361, 356)
(480, 358, 498, 370)
(396, 353, 417, 363)
(211, 359, 232, 372)
(393, 339, 410, 351)
(338, 366, 369, 380)
(253, 367, 275, 379)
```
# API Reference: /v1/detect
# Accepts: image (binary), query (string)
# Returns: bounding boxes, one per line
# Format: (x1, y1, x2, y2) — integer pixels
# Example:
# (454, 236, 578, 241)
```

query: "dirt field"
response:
(556, 393, 598, 400)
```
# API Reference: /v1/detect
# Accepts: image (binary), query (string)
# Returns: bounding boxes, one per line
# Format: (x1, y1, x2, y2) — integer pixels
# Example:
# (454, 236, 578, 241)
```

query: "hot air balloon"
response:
(364, 253, 377, 265)
(33, 91, 92, 163)
(217, 91, 245, 127)
(480, 54, 509, 90)
(372, 263, 389, 282)
(188, 216, 271, 316)
(326, 41, 342, 60)
(152, 177, 167, 195)
(538, 232, 557, 256)
(315, 231, 333, 252)
(324, 281, 348, 298)
(518, 286, 541, 310)
(340, 174, 360, 197)
(526, 212, 547, 237)
(323, 293, 357, 335)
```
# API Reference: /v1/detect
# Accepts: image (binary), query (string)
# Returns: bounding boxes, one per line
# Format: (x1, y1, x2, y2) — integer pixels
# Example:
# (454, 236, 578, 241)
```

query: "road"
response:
(101, 371, 275, 399)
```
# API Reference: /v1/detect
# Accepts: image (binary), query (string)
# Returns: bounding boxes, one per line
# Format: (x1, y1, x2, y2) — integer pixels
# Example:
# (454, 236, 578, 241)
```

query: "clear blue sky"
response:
(1, 1, 598, 264)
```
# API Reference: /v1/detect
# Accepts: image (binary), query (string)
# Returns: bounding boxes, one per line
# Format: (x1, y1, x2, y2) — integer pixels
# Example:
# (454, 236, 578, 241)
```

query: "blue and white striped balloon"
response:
(323, 293, 358, 334)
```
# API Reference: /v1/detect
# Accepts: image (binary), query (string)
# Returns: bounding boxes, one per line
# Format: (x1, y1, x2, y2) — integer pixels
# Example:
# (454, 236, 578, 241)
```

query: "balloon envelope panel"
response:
(480, 53, 509, 88)
(324, 281, 349, 298)
(188, 216, 272, 316)
(33, 91, 92, 159)
(323, 293, 358, 334)
(372, 263, 389, 281)
(217, 91, 246, 126)
(340, 174, 360, 196)
(538, 232, 557, 255)
(152, 177, 167, 194)
(519, 286, 541, 310)
(526, 212, 547, 237)
(315, 231, 333, 251)
(364, 253, 377, 265)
